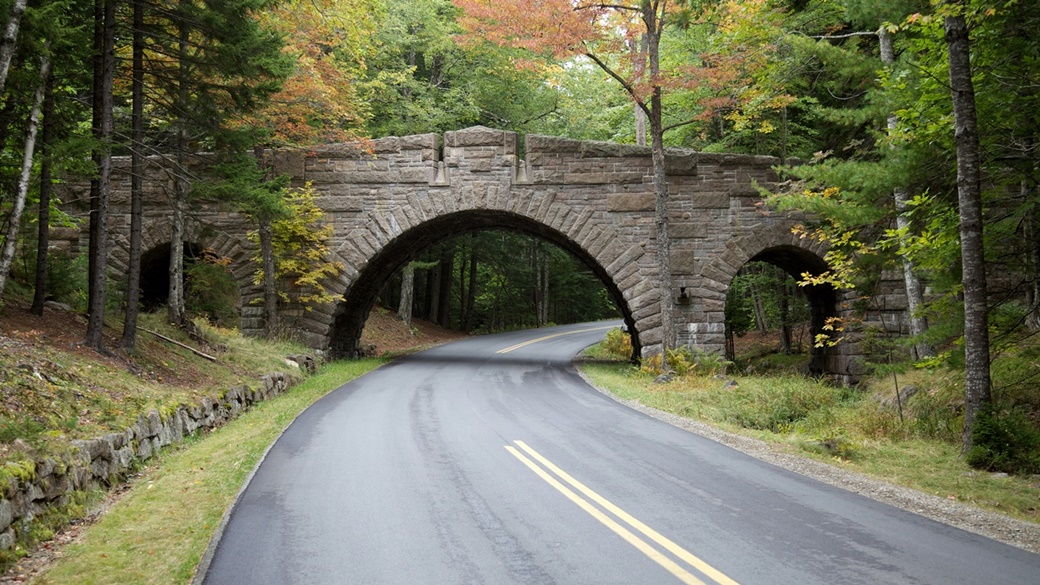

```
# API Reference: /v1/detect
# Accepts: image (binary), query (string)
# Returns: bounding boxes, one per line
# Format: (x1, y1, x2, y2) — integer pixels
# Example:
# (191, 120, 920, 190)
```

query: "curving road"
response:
(199, 322, 1040, 584)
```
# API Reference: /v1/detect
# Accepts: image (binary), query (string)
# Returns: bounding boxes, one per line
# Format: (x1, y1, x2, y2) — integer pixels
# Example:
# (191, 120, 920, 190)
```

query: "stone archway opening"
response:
(138, 241, 204, 312)
(328, 210, 640, 360)
(724, 245, 837, 375)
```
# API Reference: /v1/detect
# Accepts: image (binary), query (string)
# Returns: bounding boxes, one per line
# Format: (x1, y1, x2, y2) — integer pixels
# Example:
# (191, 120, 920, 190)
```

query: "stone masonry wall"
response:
(0, 371, 295, 554)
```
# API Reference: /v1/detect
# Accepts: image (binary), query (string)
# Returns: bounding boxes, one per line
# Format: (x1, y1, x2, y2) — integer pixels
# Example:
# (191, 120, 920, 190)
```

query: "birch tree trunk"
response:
(30, 74, 54, 316)
(0, 0, 26, 95)
(0, 55, 50, 298)
(945, 9, 992, 451)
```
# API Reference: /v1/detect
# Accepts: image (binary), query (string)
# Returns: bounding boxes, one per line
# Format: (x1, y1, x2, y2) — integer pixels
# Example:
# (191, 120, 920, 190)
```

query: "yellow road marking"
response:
(505, 445, 709, 585)
(496, 325, 615, 354)
(513, 441, 740, 585)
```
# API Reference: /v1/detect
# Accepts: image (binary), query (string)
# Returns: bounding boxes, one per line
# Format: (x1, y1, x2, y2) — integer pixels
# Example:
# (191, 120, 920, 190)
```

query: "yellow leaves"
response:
(814, 317, 848, 348)
(250, 183, 344, 308)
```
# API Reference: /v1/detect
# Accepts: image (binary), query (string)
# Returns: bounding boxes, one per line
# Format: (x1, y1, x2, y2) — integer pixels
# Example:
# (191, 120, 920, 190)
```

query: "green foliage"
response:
(966, 406, 1040, 475)
(716, 377, 843, 433)
(185, 250, 240, 328)
(254, 184, 344, 308)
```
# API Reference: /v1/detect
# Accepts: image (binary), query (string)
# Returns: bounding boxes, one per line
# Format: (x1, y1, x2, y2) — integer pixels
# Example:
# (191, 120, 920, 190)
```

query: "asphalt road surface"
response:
(199, 322, 1040, 584)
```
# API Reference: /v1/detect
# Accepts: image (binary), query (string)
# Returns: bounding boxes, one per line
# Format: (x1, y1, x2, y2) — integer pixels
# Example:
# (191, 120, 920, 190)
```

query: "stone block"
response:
(607, 194, 654, 212)
(670, 250, 697, 274)
(672, 223, 707, 239)
(665, 152, 698, 176)
(0, 499, 11, 532)
(689, 193, 730, 209)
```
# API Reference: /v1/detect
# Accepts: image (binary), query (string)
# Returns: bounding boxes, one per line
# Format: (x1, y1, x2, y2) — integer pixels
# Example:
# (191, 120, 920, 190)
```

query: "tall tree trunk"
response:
(0, 0, 27, 95)
(398, 262, 415, 329)
(168, 1, 190, 327)
(259, 216, 278, 337)
(880, 28, 935, 361)
(30, 73, 54, 316)
(85, 0, 115, 351)
(643, 3, 673, 361)
(0, 55, 51, 298)
(437, 247, 452, 328)
(1025, 179, 1040, 331)
(121, 0, 145, 351)
(464, 238, 477, 331)
(945, 9, 991, 451)
(778, 278, 792, 354)
(631, 34, 648, 147)
(751, 282, 768, 334)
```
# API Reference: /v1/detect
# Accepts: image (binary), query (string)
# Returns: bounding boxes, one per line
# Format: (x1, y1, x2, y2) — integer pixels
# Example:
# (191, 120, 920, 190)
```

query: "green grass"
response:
(32, 358, 384, 585)
(579, 360, 1040, 525)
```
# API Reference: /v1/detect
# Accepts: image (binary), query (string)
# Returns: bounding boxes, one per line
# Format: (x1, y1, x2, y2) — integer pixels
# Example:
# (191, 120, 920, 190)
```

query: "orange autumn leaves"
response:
(242, 0, 378, 146)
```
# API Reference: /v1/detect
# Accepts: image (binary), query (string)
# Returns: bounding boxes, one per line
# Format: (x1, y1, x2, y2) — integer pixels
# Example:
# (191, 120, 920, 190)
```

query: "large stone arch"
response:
(315, 186, 652, 359)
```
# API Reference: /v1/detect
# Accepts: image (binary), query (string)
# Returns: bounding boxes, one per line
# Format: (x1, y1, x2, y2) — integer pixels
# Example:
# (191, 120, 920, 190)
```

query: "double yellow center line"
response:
(505, 441, 740, 585)
(496, 326, 616, 354)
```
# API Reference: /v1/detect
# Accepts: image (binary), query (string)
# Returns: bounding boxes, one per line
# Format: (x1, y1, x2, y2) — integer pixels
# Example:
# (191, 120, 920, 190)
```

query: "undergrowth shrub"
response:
(186, 250, 240, 328)
(602, 328, 632, 360)
(639, 346, 731, 377)
(965, 406, 1040, 475)
(711, 377, 841, 433)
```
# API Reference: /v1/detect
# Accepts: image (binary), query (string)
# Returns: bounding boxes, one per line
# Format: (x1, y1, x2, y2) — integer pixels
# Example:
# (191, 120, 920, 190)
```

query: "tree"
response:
(120, 0, 146, 351)
(0, 52, 50, 298)
(943, 1, 990, 451)
(84, 0, 115, 351)
(0, 0, 27, 95)
(243, 0, 378, 146)
(251, 183, 343, 336)
(138, 0, 291, 326)
(455, 0, 697, 357)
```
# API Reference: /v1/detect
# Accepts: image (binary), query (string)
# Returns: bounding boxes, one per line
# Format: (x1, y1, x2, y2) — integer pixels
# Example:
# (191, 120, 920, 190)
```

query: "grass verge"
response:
(578, 360, 1040, 525)
(30, 358, 384, 585)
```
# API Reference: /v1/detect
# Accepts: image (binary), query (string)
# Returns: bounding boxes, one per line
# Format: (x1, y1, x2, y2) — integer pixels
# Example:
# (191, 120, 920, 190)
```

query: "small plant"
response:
(602, 328, 632, 360)
(186, 248, 240, 328)
(965, 406, 1040, 475)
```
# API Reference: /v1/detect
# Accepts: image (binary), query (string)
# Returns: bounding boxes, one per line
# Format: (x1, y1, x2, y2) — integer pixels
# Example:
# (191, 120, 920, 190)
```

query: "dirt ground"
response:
(358, 306, 466, 355)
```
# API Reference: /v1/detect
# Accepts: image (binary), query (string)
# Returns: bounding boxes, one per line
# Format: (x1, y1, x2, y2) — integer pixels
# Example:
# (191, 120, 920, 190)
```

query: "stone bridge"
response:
(59, 126, 885, 378)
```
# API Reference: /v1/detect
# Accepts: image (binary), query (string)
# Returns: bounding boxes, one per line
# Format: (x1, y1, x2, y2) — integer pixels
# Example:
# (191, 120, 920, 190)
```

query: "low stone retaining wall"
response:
(0, 371, 295, 553)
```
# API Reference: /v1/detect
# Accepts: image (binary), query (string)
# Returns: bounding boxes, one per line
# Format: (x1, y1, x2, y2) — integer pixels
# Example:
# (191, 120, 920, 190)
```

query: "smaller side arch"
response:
(698, 222, 841, 376)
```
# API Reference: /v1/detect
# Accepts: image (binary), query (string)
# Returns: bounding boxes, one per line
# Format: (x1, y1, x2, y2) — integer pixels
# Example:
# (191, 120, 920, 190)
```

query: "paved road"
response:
(200, 322, 1040, 584)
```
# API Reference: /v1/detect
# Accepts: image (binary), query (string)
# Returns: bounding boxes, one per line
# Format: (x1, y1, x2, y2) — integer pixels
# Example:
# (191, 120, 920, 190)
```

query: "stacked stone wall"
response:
(0, 372, 295, 554)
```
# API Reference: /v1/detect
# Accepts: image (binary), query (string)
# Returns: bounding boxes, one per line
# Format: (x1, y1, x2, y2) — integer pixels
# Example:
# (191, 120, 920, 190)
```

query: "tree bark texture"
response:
(121, 0, 146, 351)
(259, 217, 278, 338)
(30, 74, 54, 316)
(0, 0, 26, 95)
(945, 11, 992, 451)
(85, 0, 115, 350)
(0, 55, 51, 299)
